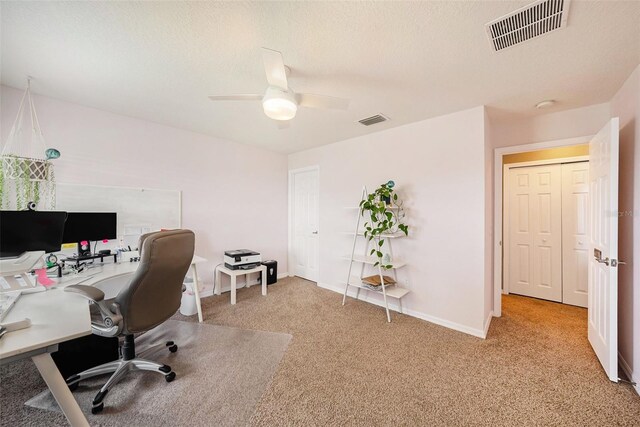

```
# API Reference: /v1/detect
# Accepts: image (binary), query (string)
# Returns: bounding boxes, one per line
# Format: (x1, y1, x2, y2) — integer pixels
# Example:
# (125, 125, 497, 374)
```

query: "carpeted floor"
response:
(2, 276, 639, 426)
(23, 320, 291, 426)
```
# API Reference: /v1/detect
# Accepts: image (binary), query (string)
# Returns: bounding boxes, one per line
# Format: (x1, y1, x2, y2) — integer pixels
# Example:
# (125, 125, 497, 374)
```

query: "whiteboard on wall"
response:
(55, 183, 181, 246)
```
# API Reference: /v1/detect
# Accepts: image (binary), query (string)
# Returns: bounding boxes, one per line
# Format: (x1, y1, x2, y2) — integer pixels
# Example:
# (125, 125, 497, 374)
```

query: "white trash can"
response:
(180, 278, 198, 316)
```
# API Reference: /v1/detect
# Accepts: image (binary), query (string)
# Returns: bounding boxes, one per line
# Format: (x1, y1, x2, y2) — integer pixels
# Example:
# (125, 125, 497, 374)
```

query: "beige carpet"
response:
(2, 277, 639, 426)
(189, 277, 639, 426)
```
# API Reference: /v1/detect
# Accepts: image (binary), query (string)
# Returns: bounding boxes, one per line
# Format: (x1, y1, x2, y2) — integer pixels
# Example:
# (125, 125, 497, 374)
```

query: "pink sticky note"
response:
(35, 268, 54, 287)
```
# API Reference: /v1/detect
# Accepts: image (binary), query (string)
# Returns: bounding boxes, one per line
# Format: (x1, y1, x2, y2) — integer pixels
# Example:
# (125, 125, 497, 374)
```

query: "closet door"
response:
(562, 162, 589, 307)
(508, 164, 562, 302)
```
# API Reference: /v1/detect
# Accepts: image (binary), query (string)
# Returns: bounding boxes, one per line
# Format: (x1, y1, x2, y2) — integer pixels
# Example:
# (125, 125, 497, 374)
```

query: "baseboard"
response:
(200, 287, 215, 298)
(318, 282, 487, 339)
(483, 311, 493, 338)
(618, 352, 639, 395)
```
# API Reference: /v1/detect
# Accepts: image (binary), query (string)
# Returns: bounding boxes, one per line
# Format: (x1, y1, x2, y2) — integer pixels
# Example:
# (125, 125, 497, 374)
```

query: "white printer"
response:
(224, 249, 261, 270)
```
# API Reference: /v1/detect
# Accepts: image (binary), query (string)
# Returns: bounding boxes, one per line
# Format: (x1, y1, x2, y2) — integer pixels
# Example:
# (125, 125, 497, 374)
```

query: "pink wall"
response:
(289, 106, 489, 337)
(611, 65, 640, 393)
(0, 84, 289, 285)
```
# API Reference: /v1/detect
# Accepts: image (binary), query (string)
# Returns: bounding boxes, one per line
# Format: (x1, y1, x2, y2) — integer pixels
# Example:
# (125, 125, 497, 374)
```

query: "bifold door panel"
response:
(561, 162, 589, 308)
(508, 164, 562, 302)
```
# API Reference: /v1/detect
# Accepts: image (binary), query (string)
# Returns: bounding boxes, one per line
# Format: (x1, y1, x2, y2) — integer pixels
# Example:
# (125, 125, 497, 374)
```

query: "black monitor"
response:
(0, 210, 68, 258)
(62, 212, 117, 244)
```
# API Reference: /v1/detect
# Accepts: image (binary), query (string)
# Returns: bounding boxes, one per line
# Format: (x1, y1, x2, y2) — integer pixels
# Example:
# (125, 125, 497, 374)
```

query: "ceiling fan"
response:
(208, 48, 350, 122)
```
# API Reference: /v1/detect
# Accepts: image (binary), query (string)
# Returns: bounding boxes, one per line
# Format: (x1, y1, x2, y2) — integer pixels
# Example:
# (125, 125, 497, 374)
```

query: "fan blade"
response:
(208, 94, 263, 101)
(296, 93, 350, 110)
(261, 47, 288, 90)
(276, 120, 290, 130)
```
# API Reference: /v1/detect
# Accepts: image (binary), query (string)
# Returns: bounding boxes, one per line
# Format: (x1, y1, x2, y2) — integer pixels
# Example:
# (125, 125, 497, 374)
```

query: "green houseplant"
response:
(359, 181, 408, 269)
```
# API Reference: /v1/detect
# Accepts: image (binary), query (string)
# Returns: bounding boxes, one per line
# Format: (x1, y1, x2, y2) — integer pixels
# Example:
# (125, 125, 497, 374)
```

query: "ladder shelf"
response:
(341, 186, 409, 322)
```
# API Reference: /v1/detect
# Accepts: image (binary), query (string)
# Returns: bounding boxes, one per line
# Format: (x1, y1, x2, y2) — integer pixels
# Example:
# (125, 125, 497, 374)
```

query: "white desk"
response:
(214, 265, 267, 305)
(54, 255, 207, 322)
(188, 255, 207, 322)
(0, 289, 91, 427)
(0, 254, 208, 426)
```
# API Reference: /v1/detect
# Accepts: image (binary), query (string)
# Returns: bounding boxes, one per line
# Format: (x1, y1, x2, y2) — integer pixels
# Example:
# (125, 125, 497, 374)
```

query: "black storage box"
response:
(262, 260, 278, 285)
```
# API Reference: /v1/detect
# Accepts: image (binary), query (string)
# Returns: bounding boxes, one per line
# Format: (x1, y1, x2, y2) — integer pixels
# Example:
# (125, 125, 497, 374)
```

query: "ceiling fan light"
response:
(263, 97, 297, 121)
(262, 86, 297, 121)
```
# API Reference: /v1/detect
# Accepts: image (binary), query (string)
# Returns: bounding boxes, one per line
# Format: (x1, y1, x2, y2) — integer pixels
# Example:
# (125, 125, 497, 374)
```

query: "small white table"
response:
(214, 264, 267, 305)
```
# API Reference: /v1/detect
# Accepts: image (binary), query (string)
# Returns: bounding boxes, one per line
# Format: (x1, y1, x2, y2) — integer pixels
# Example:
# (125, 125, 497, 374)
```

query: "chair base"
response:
(65, 339, 177, 413)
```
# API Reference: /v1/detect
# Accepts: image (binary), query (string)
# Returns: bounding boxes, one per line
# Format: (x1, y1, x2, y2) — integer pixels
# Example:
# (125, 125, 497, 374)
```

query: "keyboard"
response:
(0, 292, 21, 322)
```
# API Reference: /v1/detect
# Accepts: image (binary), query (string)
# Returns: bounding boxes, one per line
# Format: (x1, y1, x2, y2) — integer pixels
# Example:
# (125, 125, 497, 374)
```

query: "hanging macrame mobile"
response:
(0, 78, 60, 210)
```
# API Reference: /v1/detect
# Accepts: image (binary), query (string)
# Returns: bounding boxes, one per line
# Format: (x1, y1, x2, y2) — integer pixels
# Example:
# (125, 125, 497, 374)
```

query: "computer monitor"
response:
(62, 212, 117, 244)
(0, 210, 68, 258)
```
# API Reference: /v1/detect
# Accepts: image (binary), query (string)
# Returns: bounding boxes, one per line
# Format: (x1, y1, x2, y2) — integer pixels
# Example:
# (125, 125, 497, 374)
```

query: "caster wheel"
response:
(68, 381, 79, 391)
(165, 372, 176, 382)
(91, 403, 104, 414)
(168, 344, 178, 353)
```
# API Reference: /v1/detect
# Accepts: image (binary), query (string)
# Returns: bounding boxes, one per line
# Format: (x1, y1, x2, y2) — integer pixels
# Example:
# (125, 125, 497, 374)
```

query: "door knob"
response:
(312, 231, 318, 234)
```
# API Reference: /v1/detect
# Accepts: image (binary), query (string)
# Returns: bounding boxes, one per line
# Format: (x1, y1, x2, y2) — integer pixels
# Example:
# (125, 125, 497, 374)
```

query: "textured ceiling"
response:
(1, 1, 639, 153)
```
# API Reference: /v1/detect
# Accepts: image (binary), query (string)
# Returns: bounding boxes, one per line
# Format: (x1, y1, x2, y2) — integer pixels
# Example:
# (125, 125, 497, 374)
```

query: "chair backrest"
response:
(115, 229, 195, 334)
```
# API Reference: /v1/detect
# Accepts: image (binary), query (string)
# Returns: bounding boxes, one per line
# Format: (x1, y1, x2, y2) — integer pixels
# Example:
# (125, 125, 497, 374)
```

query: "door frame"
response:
(288, 165, 320, 281)
(503, 156, 589, 296)
(493, 136, 592, 316)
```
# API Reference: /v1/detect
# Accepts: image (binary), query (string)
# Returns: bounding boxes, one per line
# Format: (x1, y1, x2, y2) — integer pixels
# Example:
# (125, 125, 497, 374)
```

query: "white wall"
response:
(0, 85, 289, 286)
(289, 106, 489, 337)
(484, 108, 494, 332)
(611, 64, 640, 394)
(490, 103, 611, 149)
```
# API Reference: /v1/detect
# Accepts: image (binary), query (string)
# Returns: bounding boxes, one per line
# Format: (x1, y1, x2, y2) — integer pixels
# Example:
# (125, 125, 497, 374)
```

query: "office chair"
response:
(64, 229, 195, 414)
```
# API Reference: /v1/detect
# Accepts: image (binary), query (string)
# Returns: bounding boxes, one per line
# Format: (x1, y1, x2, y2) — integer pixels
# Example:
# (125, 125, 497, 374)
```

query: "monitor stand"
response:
(0, 251, 25, 260)
(62, 253, 118, 269)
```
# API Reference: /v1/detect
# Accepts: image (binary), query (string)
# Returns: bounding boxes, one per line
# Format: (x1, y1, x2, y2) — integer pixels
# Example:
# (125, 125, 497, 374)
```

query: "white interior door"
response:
(588, 118, 619, 382)
(291, 168, 319, 282)
(562, 162, 589, 308)
(508, 164, 562, 302)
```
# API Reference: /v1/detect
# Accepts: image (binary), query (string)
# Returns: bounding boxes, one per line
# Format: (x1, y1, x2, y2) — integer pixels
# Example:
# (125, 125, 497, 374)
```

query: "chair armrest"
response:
(65, 284, 123, 337)
(64, 284, 105, 302)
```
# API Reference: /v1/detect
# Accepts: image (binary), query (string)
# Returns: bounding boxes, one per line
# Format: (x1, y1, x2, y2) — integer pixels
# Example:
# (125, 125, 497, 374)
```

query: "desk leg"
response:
(261, 267, 267, 296)
(191, 264, 204, 323)
(32, 353, 90, 427)
(231, 275, 237, 305)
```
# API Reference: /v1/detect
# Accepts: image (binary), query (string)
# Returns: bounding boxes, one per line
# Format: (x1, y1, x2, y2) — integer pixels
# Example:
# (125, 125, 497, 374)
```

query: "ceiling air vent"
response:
(358, 114, 388, 126)
(486, 0, 571, 52)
